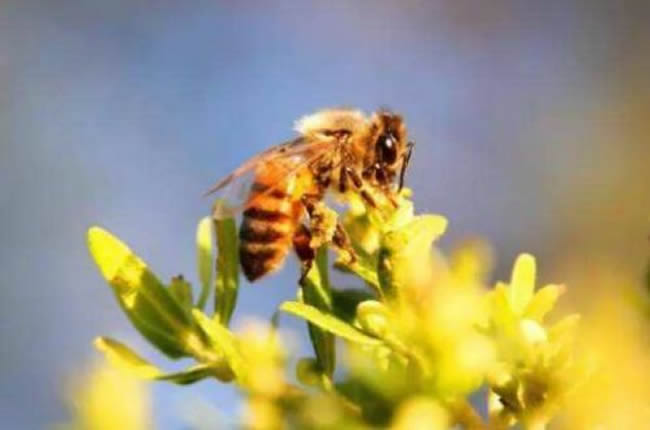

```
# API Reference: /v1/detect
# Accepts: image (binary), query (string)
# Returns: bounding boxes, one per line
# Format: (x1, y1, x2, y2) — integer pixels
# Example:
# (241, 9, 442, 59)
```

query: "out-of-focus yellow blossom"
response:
(298, 394, 353, 429)
(237, 319, 287, 397)
(390, 397, 449, 430)
(389, 274, 496, 396)
(236, 319, 302, 430)
(558, 268, 650, 429)
(448, 239, 494, 287)
(243, 397, 284, 430)
(60, 360, 151, 430)
(336, 200, 499, 424)
(340, 188, 418, 262)
(485, 254, 586, 428)
(88, 191, 610, 430)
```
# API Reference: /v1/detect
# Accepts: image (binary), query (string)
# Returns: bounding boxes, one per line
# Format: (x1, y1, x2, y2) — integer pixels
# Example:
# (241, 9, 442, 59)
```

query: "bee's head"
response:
(367, 110, 412, 189)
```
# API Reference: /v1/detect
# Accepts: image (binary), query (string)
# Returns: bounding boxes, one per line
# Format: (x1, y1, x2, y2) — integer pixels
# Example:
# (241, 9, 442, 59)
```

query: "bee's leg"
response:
(366, 165, 399, 208)
(398, 141, 415, 192)
(359, 187, 378, 209)
(343, 166, 377, 208)
(300, 193, 358, 265)
(332, 221, 357, 265)
(338, 164, 348, 193)
(300, 194, 336, 248)
(293, 222, 315, 286)
(385, 192, 399, 208)
(361, 164, 375, 181)
(300, 193, 321, 219)
(353, 165, 399, 208)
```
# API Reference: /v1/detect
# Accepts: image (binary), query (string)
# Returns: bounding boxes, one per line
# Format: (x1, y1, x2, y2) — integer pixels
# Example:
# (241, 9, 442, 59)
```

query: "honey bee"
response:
(205, 108, 414, 283)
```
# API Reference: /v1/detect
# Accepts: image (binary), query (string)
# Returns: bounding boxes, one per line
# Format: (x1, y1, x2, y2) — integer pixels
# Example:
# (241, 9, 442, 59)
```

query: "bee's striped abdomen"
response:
(239, 181, 301, 282)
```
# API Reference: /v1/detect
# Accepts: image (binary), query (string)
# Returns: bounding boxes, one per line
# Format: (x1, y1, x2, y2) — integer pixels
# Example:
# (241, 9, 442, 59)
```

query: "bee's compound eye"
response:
(377, 134, 398, 165)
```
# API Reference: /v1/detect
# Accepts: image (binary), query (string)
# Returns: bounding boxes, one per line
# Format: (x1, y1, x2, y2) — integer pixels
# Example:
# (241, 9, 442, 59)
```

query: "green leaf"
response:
(335, 375, 401, 425)
(334, 253, 381, 293)
(192, 309, 246, 381)
(301, 247, 336, 376)
(524, 284, 564, 322)
(212, 212, 239, 326)
(94, 336, 230, 384)
(356, 300, 390, 338)
(94, 336, 162, 379)
(156, 364, 224, 385)
(508, 253, 536, 315)
(331, 288, 376, 323)
(270, 310, 281, 329)
(169, 275, 193, 312)
(378, 215, 447, 298)
(280, 301, 382, 346)
(295, 357, 323, 387)
(87, 227, 193, 358)
(195, 217, 214, 310)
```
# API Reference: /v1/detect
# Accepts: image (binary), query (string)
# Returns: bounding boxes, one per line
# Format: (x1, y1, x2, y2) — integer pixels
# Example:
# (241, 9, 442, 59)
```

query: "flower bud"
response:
(356, 300, 390, 338)
(296, 357, 322, 387)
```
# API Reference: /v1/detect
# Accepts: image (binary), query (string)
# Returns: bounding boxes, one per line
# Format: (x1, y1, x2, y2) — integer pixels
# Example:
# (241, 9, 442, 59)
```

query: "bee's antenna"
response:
(398, 141, 415, 192)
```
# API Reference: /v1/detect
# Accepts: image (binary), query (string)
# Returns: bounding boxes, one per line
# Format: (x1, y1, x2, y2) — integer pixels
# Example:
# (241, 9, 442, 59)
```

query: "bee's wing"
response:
(205, 137, 334, 219)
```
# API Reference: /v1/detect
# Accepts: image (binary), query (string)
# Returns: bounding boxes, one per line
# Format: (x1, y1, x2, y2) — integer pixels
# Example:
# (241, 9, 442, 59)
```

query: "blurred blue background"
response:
(1, 1, 649, 428)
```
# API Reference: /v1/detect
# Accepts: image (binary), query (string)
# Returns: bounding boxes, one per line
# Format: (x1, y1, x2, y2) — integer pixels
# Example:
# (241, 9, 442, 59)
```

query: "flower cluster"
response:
(86, 191, 594, 429)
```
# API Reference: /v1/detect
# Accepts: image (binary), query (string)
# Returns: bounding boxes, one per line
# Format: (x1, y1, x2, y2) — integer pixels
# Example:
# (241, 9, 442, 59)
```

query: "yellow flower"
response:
(486, 254, 585, 427)
(238, 320, 287, 398)
(390, 397, 449, 430)
(63, 360, 152, 430)
(243, 397, 284, 430)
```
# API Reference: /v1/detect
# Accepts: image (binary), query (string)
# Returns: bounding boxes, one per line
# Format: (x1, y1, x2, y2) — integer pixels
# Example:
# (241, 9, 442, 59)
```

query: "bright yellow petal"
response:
(196, 216, 214, 305)
(509, 253, 537, 314)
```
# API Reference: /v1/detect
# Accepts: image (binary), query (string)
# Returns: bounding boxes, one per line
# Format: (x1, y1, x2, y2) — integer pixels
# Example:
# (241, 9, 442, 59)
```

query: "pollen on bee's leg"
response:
(308, 203, 338, 249)
(333, 223, 357, 265)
